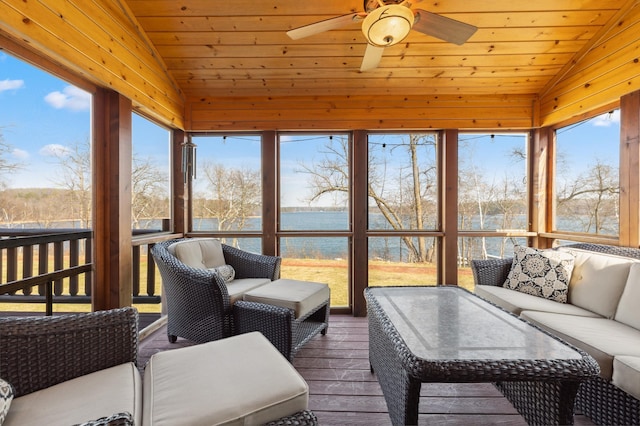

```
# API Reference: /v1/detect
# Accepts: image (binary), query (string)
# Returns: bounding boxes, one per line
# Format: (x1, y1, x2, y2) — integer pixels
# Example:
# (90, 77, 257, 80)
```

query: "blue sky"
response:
(1, 51, 621, 201)
(0, 52, 170, 189)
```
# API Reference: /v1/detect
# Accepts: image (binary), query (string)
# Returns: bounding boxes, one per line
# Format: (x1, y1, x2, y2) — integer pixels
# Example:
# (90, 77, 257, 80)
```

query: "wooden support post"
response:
(172, 129, 188, 234)
(530, 127, 552, 248)
(620, 91, 640, 247)
(92, 89, 133, 310)
(352, 130, 368, 317)
(262, 131, 277, 257)
(440, 129, 458, 285)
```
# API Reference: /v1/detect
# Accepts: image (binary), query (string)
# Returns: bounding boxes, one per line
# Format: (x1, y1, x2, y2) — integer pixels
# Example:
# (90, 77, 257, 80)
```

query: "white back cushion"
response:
(198, 239, 226, 268)
(168, 239, 226, 270)
(559, 248, 635, 318)
(615, 262, 640, 330)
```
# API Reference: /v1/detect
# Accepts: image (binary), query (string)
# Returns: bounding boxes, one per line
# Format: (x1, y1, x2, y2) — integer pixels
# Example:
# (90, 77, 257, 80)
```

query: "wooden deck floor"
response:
(138, 315, 595, 426)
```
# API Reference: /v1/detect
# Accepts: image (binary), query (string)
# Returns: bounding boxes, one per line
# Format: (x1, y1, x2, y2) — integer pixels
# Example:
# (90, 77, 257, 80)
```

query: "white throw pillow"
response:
(503, 245, 575, 303)
(209, 264, 236, 283)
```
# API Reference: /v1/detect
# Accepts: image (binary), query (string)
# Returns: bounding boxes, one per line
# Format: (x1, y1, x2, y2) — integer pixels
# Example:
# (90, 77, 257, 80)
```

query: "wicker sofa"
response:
(151, 238, 329, 360)
(472, 243, 640, 425)
(0, 307, 318, 425)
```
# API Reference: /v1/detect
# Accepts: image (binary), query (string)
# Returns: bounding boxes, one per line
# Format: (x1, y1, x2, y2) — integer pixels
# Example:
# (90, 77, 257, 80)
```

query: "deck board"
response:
(137, 314, 595, 426)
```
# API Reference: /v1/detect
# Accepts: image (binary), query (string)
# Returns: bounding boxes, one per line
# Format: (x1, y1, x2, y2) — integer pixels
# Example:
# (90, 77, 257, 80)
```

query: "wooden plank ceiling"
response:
(124, 0, 624, 100)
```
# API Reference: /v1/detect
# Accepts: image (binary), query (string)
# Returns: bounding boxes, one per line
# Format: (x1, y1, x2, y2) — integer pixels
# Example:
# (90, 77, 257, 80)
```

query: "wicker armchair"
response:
(151, 238, 282, 344)
(0, 307, 139, 399)
(0, 308, 318, 426)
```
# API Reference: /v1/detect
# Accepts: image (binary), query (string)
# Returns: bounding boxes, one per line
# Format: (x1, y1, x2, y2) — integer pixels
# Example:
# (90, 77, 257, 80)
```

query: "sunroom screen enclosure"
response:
(1, 1, 640, 312)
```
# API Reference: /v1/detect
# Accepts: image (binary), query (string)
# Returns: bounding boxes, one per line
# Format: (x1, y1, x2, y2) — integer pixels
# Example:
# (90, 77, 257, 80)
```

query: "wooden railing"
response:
(0, 228, 176, 314)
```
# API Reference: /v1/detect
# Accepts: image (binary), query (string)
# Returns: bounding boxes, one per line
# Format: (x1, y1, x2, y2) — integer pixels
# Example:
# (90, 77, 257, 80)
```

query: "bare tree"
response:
(49, 139, 92, 228)
(0, 130, 20, 224)
(298, 134, 438, 262)
(132, 155, 169, 229)
(197, 162, 261, 232)
(50, 139, 169, 229)
(457, 135, 528, 262)
(557, 160, 619, 234)
(0, 128, 22, 190)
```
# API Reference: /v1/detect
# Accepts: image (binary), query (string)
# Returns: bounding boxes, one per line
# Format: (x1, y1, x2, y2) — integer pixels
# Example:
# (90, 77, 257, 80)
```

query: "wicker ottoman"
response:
(142, 332, 315, 426)
(236, 279, 330, 360)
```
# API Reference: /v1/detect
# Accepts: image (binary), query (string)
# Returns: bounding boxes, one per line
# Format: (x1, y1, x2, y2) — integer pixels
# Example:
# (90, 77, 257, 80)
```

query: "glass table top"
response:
(367, 286, 582, 361)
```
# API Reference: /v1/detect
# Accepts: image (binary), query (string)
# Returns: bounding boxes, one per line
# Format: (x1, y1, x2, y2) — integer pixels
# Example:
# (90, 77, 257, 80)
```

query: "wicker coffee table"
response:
(364, 286, 599, 426)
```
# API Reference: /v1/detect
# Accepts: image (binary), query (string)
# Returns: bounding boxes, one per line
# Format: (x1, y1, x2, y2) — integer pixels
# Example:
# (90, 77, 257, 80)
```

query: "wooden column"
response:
(530, 127, 552, 248)
(620, 91, 640, 247)
(262, 131, 277, 257)
(440, 129, 458, 285)
(92, 89, 133, 310)
(172, 129, 188, 234)
(352, 130, 368, 317)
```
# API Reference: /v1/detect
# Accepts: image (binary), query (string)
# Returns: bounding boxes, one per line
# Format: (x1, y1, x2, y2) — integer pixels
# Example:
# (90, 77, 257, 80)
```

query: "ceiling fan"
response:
(286, 0, 477, 72)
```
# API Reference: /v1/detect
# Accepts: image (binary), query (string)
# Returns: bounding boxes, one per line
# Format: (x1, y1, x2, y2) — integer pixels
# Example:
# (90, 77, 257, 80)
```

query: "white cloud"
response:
(592, 110, 620, 127)
(12, 148, 29, 160)
(0, 79, 24, 92)
(44, 85, 91, 111)
(39, 144, 71, 157)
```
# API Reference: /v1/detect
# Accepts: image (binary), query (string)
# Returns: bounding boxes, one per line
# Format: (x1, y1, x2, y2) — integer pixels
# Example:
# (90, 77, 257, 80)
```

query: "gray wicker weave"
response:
(365, 286, 600, 426)
(471, 243, 640, 426)
(151, 239, 281, 344)
(0, 307, 139, 398)
(264, 410, 319, 426)
(151, 239, 329, 361)
(0, 307, 318, 425)
(234, 298, 329, 361)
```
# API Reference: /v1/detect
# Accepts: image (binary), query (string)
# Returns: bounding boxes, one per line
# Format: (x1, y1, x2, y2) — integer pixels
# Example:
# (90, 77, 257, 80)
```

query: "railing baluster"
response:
(38, 242, 48, 296)
(69, 239, 79, 296)
(7, 246, 17, 293)
(22, 245, 34, 295)
(147, 244, 156, 296)
(54, 241, 64, 295)
(45, 280, 53, 316)
(132, 245, 141, 297)
(85, 236, 92, 296)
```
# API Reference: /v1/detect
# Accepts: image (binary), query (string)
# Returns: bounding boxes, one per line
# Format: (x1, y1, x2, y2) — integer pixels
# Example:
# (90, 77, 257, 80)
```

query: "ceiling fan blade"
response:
(412, 10, 477, 45)
(287, 13, 360, 40)
(360, 44, 385, 72)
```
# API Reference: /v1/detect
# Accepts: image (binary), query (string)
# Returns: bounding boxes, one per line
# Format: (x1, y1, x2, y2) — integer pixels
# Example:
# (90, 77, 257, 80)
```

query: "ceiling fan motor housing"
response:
(362, 4, 415, 47)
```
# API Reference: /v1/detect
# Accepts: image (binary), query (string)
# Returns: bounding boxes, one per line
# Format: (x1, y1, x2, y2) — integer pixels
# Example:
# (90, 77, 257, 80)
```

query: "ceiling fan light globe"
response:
(362, 5, 415, 47)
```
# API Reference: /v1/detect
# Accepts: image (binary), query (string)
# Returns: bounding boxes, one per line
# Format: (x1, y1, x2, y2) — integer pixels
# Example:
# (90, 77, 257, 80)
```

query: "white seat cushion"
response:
(475, 285, 600, 317)
(4, 363, 142, 426)
(226, 278, 271, 304)
(612, 356, 640, 400)
(143, 332, 309, 426)
(520, 311, 640, 380)
(243, 279, 330, 319)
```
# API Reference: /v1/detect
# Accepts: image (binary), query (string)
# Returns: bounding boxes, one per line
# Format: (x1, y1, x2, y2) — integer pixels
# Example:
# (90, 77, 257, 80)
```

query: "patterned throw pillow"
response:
(210, 264, 236, 282)
(0, 378, 14, 426)
(503, 245, 575, 303)
(73, 412, 134, 426)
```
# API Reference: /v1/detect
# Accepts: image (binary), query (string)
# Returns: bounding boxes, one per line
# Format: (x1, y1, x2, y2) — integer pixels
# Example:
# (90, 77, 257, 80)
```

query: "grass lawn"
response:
(281, 258, 475, 307)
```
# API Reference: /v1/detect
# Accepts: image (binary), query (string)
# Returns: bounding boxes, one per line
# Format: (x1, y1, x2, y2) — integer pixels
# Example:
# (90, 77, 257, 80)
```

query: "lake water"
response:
(193, 211, 529, 262)
(4, 211, 597, 262)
